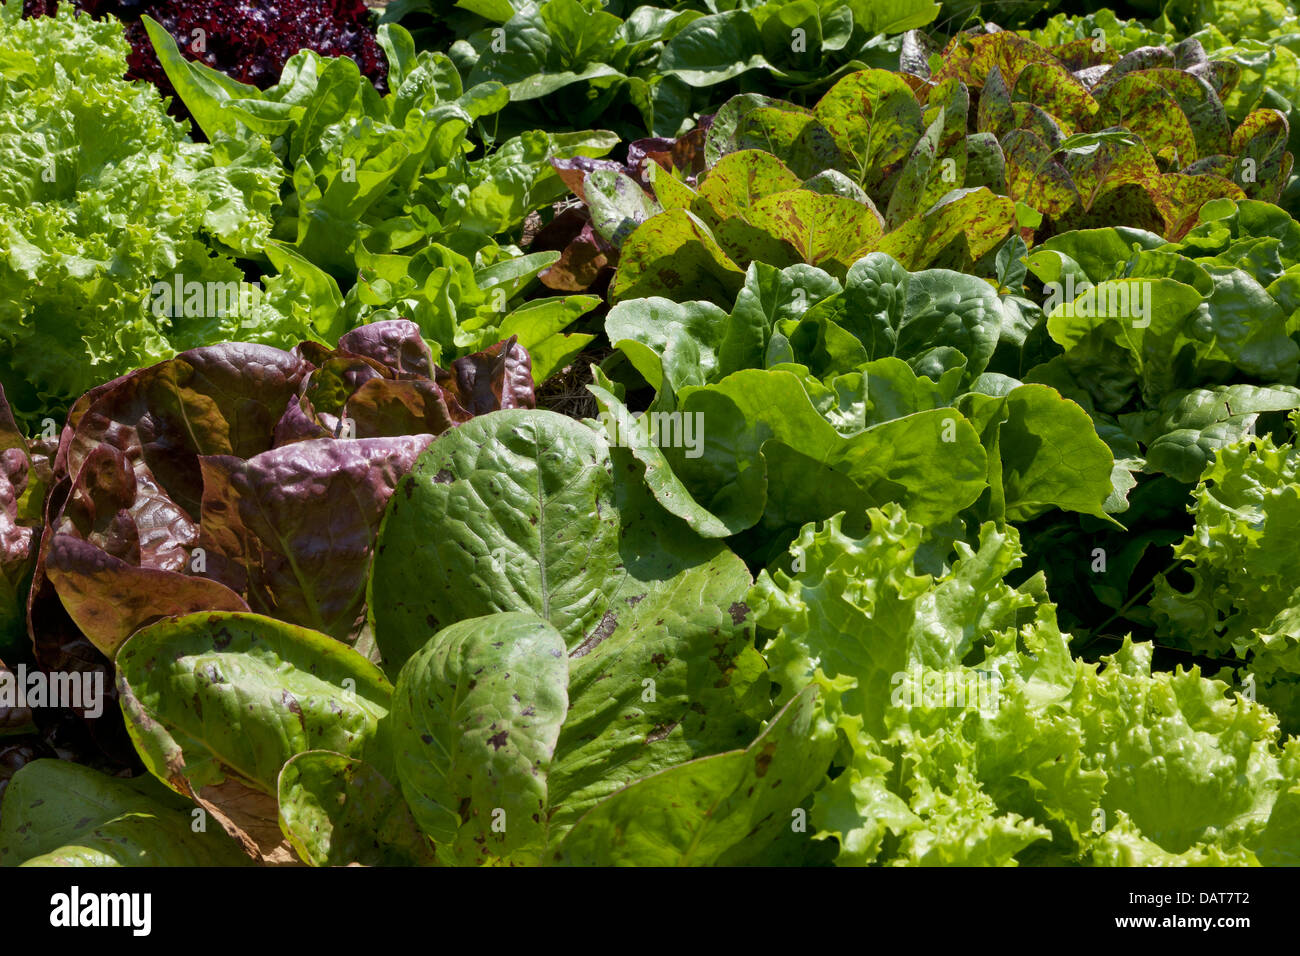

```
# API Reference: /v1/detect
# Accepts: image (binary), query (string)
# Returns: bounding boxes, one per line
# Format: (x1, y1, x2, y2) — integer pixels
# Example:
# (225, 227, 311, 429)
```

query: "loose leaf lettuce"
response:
(750, 504, 1297, 865)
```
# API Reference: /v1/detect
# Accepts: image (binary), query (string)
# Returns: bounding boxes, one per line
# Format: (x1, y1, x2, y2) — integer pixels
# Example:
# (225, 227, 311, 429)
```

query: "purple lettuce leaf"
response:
(197, 436, 433, 641)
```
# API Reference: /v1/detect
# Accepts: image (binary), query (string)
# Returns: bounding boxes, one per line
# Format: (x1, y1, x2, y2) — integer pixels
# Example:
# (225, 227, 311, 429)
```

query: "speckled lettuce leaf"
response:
(391, 612, 568, 866)
(277, 750, 436, 866)
(813, 69, 923, 196)
(552, 684, 834, 866)
(369, 410, 764, 834)
(611, 209, 746, 305)
(117, 611, 392, 799)
(875, 187, 1018, 270)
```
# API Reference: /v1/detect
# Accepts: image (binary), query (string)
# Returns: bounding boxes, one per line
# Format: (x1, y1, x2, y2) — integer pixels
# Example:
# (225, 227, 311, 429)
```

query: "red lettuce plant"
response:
(24, 0, 387, 99)
(4, 322, 533, 771)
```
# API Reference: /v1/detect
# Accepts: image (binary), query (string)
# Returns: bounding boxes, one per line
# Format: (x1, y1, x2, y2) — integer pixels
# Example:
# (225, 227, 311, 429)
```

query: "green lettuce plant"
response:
(0, 3, 292, 424)
(593, 251, 1117, 565)
(1152, 417, 1300, 732)
(384, 0, 941, 140)
(750, 504, 1300, 865)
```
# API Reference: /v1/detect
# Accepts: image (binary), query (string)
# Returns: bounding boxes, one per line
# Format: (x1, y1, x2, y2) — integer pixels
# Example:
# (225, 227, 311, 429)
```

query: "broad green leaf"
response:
(277, 750, 436, 866)
(391, 612, 568, 865)
(605, 296, 728, 398)
(370, 410, 763, 833)
(552, 685, 834, 866)
(1119, 384, 1300, 482)
(0, 760, 251, 867)
(666, 369, 987, 534)
(117, 612, 392, 797)
(456, 0, 523, 24)
(849, 0, 940, 34)
(587, 381, 733, 539)
(958, 384, 1117, 522)
(496, 294, 600, 383)
(805, 252, 1005, 384)
(719, 261, 843, 377)
(659, 11, 773, 87)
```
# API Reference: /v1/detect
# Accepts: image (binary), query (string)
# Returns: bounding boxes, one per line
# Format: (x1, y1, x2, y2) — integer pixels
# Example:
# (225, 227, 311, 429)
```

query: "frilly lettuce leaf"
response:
(1153, 423, 1300, 730)
(749, 504, 1296, 865)
(0, 6, 286, 425)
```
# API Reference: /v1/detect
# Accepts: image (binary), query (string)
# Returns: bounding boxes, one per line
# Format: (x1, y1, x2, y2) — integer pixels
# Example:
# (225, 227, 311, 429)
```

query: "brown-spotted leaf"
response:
(1063, 132, 1164, 216)
(1010, 101, 1072, 149)
(965, 132, 1007, 192)
(1052, 36, 1119, 72)
(1012, 60, 1099, 125)
(1105, 44, 1176, 80)
(976, 64, 1016, 138)
(913, 78, 971, 212)
(813, 69, 923, 196)
(1231, 108, 1294, 203)
(877, 186, 1016, 270)
(1002, 128, 1081, 219)
(1093, 71, 1211, 166)
(932, 31, 1058, 92)
(694, 149, 804, 224)
(748, 189, 885, 276)
(749, 110, 846, 181)
(611, 209, 746, 304)
(1156, 174, 1248, 240)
